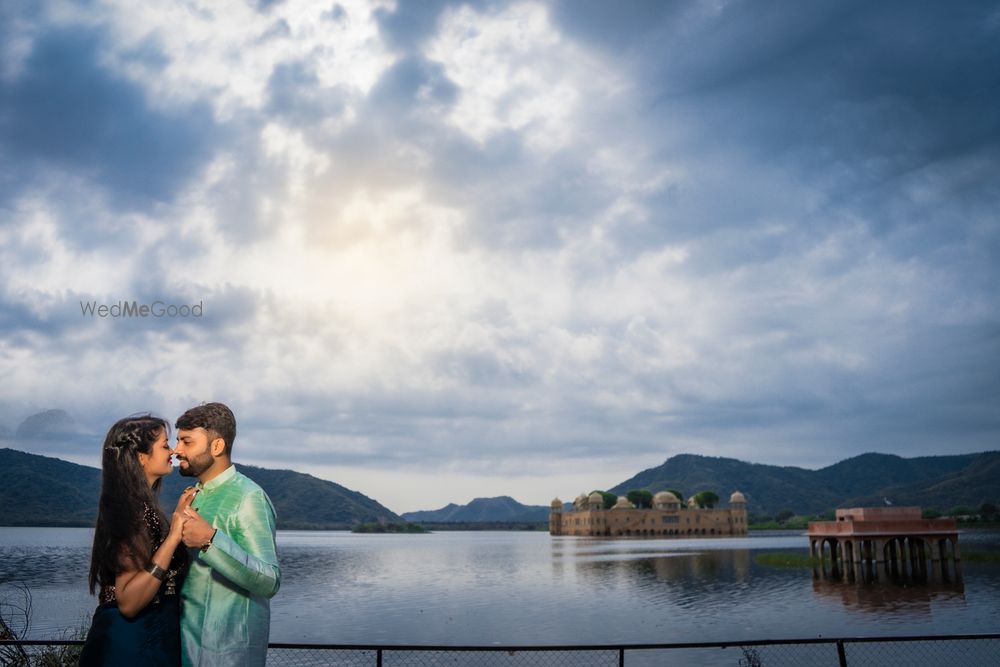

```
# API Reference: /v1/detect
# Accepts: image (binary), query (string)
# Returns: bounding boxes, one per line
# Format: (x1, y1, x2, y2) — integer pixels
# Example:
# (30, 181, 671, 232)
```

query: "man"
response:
(174, 402, 280, 666)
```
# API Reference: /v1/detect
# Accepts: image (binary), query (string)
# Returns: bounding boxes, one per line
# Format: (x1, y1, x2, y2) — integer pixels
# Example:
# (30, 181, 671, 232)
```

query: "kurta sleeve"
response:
(199, 489, 281, 599)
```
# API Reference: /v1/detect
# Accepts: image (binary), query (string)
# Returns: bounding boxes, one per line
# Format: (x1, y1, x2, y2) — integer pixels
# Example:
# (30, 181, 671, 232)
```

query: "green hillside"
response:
(608, 451, 999, 515)
(0, 448, 101, 526)
(0, 448, 400, 529)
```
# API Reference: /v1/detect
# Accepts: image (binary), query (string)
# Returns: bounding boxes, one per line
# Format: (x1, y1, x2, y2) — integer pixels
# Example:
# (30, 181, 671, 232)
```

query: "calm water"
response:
(2, 528, 999, 647)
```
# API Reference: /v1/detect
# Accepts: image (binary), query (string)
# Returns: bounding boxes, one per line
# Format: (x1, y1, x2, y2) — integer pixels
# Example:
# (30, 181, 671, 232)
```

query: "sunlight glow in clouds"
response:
(0, 0, 998, 513)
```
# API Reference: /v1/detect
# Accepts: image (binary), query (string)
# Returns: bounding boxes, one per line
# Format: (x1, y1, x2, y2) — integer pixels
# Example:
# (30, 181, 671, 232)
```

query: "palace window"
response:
(661, 516, 679, 524)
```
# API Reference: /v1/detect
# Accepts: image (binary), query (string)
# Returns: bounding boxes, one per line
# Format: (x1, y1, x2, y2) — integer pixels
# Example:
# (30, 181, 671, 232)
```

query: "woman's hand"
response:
(169, 487, 199, 541)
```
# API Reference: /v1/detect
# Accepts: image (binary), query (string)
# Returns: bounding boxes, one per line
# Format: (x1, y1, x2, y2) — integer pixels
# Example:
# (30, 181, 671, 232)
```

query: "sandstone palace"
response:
(549, 491, 748, 538)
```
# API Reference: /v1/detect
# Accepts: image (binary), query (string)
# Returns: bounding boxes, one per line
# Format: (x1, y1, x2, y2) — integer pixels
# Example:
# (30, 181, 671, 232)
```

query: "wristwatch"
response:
(201, 529, 217, 553)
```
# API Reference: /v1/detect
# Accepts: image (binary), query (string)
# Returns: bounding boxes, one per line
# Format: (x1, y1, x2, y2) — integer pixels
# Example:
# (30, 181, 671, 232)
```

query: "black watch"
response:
(201, 529, 217, 552)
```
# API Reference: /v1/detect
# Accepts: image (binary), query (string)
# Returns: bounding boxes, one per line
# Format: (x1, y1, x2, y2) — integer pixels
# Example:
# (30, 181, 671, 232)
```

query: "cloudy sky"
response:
(1, 0, 998, 513)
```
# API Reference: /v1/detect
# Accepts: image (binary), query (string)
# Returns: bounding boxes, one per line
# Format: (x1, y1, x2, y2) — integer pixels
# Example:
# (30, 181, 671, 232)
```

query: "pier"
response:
(808, 507, 961, 583)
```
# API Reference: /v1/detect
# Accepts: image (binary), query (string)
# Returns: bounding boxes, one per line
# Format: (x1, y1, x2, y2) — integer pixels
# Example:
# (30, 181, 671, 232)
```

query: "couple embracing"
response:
(80, 403, 280, 666)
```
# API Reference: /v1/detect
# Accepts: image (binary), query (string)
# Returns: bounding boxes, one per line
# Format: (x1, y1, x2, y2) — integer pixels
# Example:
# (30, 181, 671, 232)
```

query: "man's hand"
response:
(181, 506, 217, 548)
(169, 488, 199, 542)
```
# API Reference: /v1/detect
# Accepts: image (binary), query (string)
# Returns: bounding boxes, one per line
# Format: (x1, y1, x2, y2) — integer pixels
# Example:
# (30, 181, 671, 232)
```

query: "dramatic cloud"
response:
(1, 0, 998, 512)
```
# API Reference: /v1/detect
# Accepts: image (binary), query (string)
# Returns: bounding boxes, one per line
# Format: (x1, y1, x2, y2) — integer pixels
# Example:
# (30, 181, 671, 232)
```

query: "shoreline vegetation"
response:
(415, 521, 547, 531)
(0, 583, 85, 664)
(754, 552, 819, 568)
(349, 521, 549, 532)
(351, 522, 428, 534)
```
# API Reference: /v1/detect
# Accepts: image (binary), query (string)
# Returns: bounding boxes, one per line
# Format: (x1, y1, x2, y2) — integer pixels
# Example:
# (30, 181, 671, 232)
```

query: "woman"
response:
(80, 415, 198, 666)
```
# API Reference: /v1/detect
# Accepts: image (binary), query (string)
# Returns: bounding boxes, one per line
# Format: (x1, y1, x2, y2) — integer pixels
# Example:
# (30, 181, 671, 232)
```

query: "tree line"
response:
(588, 489, 722, 509)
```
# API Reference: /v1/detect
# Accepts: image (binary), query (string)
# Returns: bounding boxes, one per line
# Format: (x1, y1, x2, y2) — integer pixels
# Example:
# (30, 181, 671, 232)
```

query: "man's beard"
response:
(178, 450, 214, 477)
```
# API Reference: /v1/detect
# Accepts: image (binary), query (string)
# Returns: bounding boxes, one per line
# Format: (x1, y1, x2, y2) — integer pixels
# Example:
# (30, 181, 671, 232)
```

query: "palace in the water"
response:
(549, 491, 748, 537)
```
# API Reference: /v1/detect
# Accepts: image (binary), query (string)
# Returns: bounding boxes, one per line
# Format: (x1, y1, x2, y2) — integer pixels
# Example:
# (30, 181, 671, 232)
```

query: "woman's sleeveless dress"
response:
(79, 505, 188, 666)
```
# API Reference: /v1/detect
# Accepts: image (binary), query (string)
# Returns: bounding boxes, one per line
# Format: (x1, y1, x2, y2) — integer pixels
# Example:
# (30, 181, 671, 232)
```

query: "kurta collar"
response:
(198, 464, 237, 494)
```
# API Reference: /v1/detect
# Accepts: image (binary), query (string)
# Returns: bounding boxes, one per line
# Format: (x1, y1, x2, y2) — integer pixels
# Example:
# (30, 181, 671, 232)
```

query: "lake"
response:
(2, 528, 999, 648)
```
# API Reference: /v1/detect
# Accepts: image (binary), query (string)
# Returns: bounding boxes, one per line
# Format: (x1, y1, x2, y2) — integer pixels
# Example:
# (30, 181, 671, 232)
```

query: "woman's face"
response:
(140, 428, 174, 480)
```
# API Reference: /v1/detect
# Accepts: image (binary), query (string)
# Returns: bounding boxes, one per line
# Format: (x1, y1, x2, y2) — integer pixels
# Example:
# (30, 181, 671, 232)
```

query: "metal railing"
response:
(3, 633, 999, 666)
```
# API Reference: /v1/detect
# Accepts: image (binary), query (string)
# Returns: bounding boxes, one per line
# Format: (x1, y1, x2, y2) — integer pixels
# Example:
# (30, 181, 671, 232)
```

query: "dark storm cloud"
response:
(548, 0, 683, 51)
(637, 1, 1000, 209)
(0, 28, 218, 210)
(538, 1, 1000, 244)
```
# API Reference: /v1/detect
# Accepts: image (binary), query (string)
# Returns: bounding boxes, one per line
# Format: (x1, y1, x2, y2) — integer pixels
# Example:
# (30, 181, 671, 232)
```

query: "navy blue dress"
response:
(79, 505, 187, 666)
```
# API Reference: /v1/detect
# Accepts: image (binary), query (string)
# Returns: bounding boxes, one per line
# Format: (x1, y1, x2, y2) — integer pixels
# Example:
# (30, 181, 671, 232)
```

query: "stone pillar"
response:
(952, 537, 963, 581)
(874, 539, 887, 583)
(899, 538, 910, 580)
(937, 537, 948, 581)
(909, 538, 922, 581)
(829, 539, 840, 579)
(889, 539, 900, 578)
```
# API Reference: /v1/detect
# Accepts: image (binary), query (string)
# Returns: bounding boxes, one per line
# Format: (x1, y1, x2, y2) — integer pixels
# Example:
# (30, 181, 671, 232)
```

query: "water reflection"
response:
(811, 578, 966, 615)
(3, 528, 999, 644)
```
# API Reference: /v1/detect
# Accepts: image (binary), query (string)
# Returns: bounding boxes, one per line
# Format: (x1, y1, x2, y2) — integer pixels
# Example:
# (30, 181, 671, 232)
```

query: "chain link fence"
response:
(3, 634, 999, 666)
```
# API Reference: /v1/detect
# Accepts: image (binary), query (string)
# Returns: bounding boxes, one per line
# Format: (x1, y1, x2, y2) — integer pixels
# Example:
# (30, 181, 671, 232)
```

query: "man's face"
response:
(175, 428, 215, 478)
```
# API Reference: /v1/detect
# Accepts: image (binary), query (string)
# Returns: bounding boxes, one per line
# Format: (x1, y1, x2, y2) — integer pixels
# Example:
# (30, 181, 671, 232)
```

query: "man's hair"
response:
(176, 402, 236, 456)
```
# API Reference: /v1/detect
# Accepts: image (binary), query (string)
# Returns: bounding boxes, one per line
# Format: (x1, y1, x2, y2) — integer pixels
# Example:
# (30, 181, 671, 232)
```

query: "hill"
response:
(608, 451, 1000, 515)
(402, 496, 549, 523)
(0, 448, 401, 529)
(0, 448, 102, 526)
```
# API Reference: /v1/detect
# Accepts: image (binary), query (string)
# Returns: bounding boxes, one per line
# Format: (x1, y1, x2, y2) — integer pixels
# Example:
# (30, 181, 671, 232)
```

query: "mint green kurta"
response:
(181, 465, 280, 666)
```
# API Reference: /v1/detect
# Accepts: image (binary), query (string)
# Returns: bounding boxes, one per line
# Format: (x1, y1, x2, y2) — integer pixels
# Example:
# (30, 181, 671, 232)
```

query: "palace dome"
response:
(654, 491, 680, 504)
(729, 491, 746, 504)
(588, 492, 604, 503)
(612, 496, 633, 510)
(551, 498, 563, 508)
(687, 497, 699, 508)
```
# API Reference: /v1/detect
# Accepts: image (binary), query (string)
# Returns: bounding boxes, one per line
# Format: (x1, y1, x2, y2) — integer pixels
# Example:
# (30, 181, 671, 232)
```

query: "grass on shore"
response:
(754, 552, 818, 568)
(748, 521, 809, 531)
(961, 550, 1000, 564)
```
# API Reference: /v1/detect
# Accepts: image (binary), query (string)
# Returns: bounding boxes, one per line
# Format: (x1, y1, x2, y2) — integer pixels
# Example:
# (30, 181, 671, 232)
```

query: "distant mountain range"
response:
(3, 445, 998, 528)
(401, 496, 548, 523)
(0, 448, 400, 529)
(609, 452, 1000, 516)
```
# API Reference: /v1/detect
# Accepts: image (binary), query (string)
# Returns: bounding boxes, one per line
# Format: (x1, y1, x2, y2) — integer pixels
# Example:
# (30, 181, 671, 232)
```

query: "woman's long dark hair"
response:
(88, 415, 170, 594)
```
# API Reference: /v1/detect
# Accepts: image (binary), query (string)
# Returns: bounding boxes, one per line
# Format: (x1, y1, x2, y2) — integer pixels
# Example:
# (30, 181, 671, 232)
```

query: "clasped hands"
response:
(171, 487, 217, 548)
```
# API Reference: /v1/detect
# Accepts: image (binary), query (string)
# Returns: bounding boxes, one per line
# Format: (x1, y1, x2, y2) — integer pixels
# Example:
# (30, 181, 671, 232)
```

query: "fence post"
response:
(376, 648, 383, 667)
(836, 640, 847, 667)
(619, 647, 625, 667)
